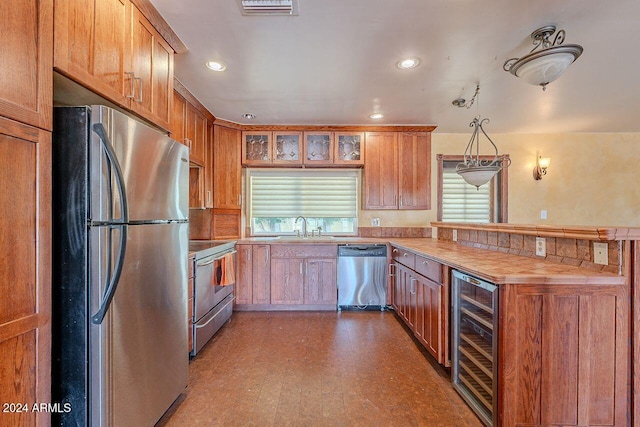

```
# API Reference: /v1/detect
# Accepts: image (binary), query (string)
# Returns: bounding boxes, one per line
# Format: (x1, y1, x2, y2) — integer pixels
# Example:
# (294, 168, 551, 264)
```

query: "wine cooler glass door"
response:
(451, 270, 498, 427)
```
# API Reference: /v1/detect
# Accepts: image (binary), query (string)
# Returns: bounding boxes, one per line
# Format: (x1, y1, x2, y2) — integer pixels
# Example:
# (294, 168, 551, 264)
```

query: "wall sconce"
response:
(533, 156, 551, 180)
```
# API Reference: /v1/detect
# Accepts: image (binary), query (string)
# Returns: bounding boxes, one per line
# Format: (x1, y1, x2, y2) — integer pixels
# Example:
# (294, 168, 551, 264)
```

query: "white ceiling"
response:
(150, 0, 640, 133)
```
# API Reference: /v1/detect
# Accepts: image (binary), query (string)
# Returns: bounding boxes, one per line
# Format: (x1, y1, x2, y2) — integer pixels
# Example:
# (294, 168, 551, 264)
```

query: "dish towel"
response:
(219, 253, 235, 286)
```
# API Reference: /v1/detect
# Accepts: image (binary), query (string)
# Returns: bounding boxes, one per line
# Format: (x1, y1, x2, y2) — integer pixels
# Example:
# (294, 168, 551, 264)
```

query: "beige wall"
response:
(361, 132, 640, 227)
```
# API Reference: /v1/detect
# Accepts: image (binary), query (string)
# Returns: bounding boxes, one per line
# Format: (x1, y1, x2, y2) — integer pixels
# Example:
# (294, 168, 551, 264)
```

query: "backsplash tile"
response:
(437, 225, 623, 274)
(358, 227, 431, 238)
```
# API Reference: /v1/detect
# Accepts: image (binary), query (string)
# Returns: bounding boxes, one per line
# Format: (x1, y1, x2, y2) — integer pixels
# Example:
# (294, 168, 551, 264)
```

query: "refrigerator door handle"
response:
(92, 123, 130, 223)
(92, 224, 128, 324)
(91, 123, 130, 325)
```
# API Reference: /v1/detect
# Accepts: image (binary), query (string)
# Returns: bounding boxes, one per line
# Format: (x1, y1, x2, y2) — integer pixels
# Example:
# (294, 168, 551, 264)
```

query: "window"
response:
(437, 154, 508, 223)
(248, 169, 359, 235)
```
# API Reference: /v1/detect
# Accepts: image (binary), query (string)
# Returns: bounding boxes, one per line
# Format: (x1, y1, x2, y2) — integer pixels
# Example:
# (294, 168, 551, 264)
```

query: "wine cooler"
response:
(451, 270, 498, 427)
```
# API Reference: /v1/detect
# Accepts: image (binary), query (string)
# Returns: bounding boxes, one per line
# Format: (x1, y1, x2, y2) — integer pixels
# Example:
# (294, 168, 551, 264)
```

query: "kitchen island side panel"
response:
(499, 283, 628, 427)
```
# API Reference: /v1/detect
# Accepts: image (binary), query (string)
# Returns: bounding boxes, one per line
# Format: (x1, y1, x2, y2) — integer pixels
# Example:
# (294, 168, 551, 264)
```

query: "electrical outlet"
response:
(371, 218, 380, 227)
(452, 229, 458, 242)
(593, 242, 608, 265)
(536, 237, 546, 257)
(540, 210, 547, 219)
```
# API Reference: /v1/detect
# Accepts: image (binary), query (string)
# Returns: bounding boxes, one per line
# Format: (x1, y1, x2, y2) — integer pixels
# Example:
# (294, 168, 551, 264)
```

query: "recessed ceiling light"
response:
(242, 113, 256, 120)
(397, 57, 421, 70)
(205, 61, 227, 72)
(370, 113, 384, 119)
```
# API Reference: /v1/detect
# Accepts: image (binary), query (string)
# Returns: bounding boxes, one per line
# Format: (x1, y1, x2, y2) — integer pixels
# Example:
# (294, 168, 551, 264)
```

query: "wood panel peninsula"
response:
(237, 221, 635, 426)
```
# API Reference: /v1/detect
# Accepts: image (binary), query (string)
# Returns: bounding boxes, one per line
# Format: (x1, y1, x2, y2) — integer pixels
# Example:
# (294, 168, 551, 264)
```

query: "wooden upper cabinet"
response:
(334, 132, 364, 165)
(204, 120, 214, 208)
(363, 131, 431, 210)
(54, 0, 130, 105)
(213, 125, 242, 209)
(303, 132, 334, 165)
(171, 91, 206, 167)
(130, 5, 173, 130)
(273, 131, 302, 165)
(242, 131, 272, 165)
(0, 0, 53, 130)
(185, 102, 206, 166)
(170, 91, 186, 143)
(54, 0, 174, 131)
(398, 132, 430, 209)
(363, 132, 398, 209)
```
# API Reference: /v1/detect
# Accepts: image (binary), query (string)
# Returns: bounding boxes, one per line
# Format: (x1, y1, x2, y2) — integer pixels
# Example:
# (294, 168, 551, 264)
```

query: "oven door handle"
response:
(196, 250, 238, 266)
(195, 297, 235, 329)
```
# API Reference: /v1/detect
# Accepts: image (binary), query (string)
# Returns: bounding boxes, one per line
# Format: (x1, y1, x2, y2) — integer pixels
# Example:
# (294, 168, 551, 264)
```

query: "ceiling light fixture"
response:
(503, 25, 583, 91)
(369, 113, 384, 119)
(205, 61, 227, 72)
(242, 113, 256, 120)
(396, 57, 421, 70)
(453, 85, 510, 189)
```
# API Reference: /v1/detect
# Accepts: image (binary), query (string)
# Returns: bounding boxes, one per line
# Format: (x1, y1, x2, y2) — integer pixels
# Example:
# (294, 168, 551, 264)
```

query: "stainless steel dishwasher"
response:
(337, 244, 387, 310)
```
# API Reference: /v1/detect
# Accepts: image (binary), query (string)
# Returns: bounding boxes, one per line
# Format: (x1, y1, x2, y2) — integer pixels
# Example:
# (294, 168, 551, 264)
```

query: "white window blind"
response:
(249, 170, 358, 218)
(442, 169, 491, 223)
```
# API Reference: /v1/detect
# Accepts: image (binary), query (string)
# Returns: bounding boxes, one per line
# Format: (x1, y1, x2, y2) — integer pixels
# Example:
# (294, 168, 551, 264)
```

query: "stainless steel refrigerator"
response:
(52, 106, 189, 426)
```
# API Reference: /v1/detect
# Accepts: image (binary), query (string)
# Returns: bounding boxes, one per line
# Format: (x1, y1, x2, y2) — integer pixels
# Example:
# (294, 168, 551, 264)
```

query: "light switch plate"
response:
(594, 242, 608, 265)
(536, 237, 546, 257)
(371, 218, 380, 227)
(540, 210, 547, 219)
(452, 229, 458, 242)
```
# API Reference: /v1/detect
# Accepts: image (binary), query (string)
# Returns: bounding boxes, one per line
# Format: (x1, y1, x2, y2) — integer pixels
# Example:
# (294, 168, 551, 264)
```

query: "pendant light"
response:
(452, 85, 511, 189)
(503, 26, 583, 91)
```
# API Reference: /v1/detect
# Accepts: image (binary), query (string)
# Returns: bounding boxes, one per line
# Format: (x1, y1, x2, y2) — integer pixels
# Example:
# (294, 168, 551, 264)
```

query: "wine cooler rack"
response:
(452, 270, 498, 427)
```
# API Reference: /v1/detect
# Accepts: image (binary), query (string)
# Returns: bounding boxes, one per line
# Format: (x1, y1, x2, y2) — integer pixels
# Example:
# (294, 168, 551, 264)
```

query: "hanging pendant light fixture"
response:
(452, 85, 511, 189)
(503, 25, 583, 91)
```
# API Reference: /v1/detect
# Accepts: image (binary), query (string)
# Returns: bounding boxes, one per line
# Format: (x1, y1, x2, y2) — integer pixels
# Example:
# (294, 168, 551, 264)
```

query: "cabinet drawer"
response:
(270, 244, 337, 258)
(415, 255, 442, 283)
(391, 246, 415, 270)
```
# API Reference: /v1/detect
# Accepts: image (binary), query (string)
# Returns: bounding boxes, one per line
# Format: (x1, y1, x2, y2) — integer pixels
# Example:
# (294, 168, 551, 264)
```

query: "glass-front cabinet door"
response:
(273, 132, 302, 164)
(335, 132, 364, 165)
(303, 132, 334, 165)
(242, 131, 273, 165)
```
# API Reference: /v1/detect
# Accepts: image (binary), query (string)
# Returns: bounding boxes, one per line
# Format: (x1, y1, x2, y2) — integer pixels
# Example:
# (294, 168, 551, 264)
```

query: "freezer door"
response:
(90, 106, 189, 222)
(89, 222, 188, 427)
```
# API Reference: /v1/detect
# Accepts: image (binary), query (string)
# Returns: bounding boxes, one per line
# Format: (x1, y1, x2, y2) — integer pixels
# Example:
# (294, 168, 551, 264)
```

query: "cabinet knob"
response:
(403, 253, 408, 257)
(392, 248, 398, 253)
(423, 260, 428, 265)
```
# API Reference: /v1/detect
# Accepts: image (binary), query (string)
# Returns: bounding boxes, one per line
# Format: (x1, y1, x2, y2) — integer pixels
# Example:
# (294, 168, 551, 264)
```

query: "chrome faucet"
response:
(295, 216, 308, 238)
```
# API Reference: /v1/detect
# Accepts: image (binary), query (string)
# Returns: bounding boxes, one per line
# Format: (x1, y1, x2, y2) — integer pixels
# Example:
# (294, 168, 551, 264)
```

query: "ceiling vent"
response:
(238, 0, 299, 15)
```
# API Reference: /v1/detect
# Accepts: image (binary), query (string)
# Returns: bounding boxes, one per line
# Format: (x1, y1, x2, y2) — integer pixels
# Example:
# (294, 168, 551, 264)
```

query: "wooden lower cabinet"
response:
(304, 258, 337, 305)
(235, 244, 337, 310)
(271, 258, 305, 304)
(0, 117, 51, 426)
(414, 274, 442, 362)
(236, 244, 271, 306)
(392, 260, 442, 363)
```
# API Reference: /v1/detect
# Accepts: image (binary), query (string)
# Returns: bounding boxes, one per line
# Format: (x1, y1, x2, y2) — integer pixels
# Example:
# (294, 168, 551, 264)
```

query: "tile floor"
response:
(158, 311, 482, 426)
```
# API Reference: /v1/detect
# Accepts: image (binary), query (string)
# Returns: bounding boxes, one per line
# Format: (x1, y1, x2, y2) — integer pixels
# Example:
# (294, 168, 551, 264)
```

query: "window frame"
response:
(436, 154, 509, 223)
(247, 168, 360, 236)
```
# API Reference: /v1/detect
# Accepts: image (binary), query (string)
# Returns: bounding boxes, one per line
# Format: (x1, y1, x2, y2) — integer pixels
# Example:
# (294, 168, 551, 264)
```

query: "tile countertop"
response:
(388, 238, 625, 286)
(236, 236, 624, 286)
(236, 237, 387, 245)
